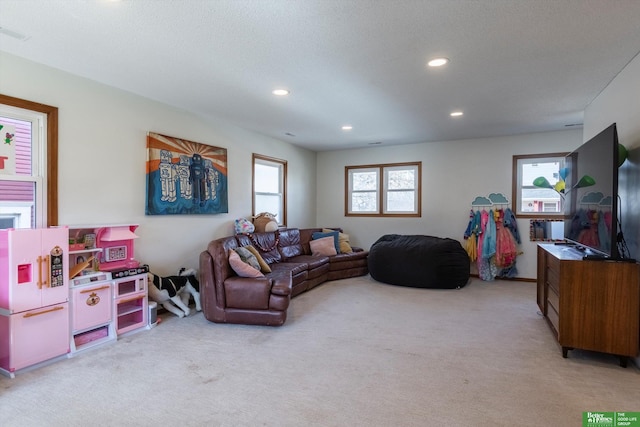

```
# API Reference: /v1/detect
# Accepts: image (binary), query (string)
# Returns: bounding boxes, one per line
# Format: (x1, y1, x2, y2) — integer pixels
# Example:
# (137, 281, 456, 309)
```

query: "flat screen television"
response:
(563, 123, 626, 260)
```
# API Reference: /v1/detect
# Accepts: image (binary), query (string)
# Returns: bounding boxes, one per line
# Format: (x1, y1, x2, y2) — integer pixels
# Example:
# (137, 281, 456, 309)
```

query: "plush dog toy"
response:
(148, 268, 201, 318)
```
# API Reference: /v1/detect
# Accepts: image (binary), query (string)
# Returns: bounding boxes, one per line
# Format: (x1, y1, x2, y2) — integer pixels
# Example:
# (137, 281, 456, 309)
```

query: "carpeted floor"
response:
(1, 276, 638, 426)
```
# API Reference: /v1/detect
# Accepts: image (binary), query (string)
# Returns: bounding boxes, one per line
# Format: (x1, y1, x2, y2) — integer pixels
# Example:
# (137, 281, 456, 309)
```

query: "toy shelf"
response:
(71, 323, 116, 354)
(113, 274, 148, 336)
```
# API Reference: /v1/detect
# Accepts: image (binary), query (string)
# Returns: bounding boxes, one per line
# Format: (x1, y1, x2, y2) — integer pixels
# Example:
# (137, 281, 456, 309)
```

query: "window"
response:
(346, 162, 421, 217)
(0, 94, 58, 228)
(252, 154, 287, 226)
(512, 153, 568, 219)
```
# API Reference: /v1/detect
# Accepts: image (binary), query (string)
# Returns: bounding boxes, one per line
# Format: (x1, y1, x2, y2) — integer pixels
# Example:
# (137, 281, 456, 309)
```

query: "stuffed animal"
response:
(147, 268, 202, 318)
(253, 212, 278, 233)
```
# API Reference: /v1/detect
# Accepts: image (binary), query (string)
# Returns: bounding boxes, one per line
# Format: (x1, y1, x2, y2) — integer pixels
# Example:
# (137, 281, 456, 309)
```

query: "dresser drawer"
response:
(546, 254, 560, 274)
(547, 303, 559, 337)
(546, 267, 560, 293)
(547, 284, 559, 314)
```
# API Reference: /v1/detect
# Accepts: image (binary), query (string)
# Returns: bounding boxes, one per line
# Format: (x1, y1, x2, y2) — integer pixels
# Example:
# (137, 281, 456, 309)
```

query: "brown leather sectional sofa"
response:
(199, 227, 369, 326)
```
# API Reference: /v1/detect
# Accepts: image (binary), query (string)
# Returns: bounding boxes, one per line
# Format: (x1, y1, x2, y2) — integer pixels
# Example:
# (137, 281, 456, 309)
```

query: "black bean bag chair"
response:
(368, 234, 470, 289)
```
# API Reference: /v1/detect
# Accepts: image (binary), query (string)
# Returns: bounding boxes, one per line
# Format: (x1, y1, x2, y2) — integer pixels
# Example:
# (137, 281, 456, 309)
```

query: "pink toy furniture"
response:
(0, 227, 70, 378)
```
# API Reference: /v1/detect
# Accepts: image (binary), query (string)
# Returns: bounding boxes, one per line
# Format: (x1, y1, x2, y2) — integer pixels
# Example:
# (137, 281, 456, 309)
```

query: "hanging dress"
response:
(597, 210, 610, 254)
(577, 209, 600, 248)
(478, 210, 497, 281)
(495, 209, 518, 269)
(569, 208, 589, 241)
(464, 210, 480, 261)
(503, 208, 521, 244)
(476, 209, 488, 268)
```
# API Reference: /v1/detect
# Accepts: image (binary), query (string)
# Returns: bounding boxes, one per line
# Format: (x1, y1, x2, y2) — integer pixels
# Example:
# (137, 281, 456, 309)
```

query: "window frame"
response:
(345, 161, 421, 217)
(252, 153, 287, 227)
(0, 94, 58, 227)
(512, 153, 568, 219)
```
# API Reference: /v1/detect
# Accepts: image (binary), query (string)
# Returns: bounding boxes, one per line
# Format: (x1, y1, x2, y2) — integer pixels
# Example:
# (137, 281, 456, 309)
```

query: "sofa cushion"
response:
(233, 246, 261, 271)
(236, 232, 282, 264)
(270, 261, 308, 276)
(243, 245, 272, 273)
(310, 236, 338, 256)
(278, 228, 304, 260)
(228, 250, 264, 278)
(312, 231, 340, 253)
(328, 252, 369, 270)
(288, 255, 329, 270)
(323, 228, 353, 253)
(269, 263, 309, 289)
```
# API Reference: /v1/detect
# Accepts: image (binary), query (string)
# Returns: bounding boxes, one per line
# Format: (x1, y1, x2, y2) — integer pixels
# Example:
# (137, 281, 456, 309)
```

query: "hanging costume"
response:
(503, 208, 521, 244)
(576, 209, 600, 249)
(464, 202, 520, 281)
(478, 210, 498, 281)
(495, 209, 518, 273)
(463, 209, 480, 261)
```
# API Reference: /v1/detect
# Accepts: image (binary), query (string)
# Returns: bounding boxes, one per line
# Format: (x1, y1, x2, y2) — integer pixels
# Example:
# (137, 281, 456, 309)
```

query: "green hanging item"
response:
(575, 175, 595, 189)
(532, 176, 552, 189)
(618, 143, 628, 167)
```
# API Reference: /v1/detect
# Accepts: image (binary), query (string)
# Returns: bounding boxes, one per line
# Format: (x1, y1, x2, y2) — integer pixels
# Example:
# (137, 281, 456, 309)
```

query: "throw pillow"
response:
(228, 250, 264, 278)
(310, 236, 338, 256)
(234, 217, 255, 235)
(322, 228, 353, 253)
(233, 246, 261, 271)
(243, 245, 272, 273)
(312, 230, 340, 254)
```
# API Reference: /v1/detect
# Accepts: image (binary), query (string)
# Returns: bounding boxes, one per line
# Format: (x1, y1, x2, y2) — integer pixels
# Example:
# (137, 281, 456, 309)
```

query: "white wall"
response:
(583, 52, 640, 145)
(317, 130, 583, 279)
(584, 52, 640, 260)
(0, 52, 317, 276)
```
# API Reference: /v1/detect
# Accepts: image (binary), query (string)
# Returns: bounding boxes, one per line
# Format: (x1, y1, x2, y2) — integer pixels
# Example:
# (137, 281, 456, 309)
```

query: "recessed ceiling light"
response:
(428, 57, 449, 67)
(272, 89, 289, 96)
(450, 111, 463, 117)
(342, 125, 353, 131)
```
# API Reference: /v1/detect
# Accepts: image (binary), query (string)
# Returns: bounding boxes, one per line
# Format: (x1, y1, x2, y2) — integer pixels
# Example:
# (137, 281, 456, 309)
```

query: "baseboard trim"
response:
(470, 273, 536, 283)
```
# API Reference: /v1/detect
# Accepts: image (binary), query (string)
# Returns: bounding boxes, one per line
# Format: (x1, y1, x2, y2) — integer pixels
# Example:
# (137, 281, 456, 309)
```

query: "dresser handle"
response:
(43, 255, 50, 287)
(37, 256, 43, 289)
(80, 285, 111, 294)
(23, 305, 64, 318)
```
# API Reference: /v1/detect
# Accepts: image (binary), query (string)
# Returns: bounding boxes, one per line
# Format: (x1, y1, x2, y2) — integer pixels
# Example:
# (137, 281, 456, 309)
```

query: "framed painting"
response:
(146, 132, 228, 215)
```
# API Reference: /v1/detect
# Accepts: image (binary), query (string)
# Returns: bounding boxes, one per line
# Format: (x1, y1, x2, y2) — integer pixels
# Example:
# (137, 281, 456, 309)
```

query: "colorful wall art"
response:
(146, 132, 228, 215)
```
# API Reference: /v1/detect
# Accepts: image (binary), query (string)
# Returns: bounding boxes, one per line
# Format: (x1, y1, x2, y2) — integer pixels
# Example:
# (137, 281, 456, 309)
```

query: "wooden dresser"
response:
(537, 244, 640, 367)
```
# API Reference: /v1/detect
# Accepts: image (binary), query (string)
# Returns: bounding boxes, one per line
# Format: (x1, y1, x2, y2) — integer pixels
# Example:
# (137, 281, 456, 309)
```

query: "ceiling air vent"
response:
(0, 27, 30, 41)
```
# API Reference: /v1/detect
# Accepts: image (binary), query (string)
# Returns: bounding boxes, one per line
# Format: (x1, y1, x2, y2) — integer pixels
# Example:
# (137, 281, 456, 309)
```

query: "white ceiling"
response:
(1, 0, 640, 152)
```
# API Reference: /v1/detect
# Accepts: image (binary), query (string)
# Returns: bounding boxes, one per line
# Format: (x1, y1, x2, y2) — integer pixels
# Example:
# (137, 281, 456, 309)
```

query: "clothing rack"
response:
(465, 192, 520, 281)
(578, 191, 612, 207)
(471, 192, 510, 208)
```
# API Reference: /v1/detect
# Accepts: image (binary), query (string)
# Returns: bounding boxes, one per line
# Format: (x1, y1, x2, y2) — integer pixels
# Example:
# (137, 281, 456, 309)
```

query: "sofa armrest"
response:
(270, 275, 292, 296)
(224, 276, 271, 310)
(223, 275, 292, 309)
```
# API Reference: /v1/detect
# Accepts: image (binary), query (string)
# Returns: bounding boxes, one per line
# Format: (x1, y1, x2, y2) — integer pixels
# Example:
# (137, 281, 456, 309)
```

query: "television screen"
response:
(563, 124, 620, 259)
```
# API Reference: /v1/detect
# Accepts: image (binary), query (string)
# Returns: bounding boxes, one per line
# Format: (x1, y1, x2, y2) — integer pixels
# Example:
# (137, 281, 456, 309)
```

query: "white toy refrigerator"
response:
(0, 227, 70, 377)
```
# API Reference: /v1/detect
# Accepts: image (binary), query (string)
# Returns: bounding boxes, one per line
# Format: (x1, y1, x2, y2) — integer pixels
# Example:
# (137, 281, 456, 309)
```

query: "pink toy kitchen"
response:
(0, 224, 149, 378)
